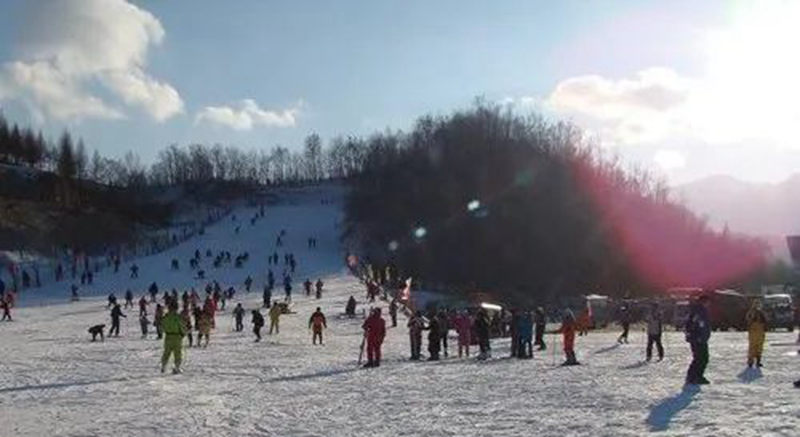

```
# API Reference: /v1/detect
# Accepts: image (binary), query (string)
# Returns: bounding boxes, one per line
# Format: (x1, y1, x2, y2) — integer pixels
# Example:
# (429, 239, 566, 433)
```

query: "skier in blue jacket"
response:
(685, 294, 712, 385)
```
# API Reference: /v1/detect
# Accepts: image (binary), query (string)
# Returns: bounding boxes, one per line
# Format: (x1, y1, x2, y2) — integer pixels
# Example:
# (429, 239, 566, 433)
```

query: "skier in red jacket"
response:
(362, 308, 387, 367)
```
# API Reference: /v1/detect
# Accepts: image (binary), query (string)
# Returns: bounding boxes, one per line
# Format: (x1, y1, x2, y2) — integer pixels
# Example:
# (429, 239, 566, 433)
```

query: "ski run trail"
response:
(1, 185, 799, 437)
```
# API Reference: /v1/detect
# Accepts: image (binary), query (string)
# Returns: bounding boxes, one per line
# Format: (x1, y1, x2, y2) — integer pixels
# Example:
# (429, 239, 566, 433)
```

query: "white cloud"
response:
(195, 99, 301, 130)
(542, 3, 800, 150)
(653, 149, 686, 171)
(0, 0, 182, 121)
(545, 68, 694, 145)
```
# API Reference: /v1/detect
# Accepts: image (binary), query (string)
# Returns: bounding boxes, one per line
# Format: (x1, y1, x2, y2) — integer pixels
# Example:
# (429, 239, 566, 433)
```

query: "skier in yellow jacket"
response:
(161, 302, 186, 374)
(746, 300, 767, 368)
(269, 301, 282, 335)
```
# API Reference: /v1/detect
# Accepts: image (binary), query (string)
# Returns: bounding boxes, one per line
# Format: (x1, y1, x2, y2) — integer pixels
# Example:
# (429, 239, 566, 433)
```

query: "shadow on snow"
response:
(645, 384, 701, 432)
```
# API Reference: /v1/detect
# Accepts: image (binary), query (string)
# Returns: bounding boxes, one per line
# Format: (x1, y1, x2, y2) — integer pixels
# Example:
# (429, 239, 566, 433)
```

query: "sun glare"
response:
(694, 1, 800, 146)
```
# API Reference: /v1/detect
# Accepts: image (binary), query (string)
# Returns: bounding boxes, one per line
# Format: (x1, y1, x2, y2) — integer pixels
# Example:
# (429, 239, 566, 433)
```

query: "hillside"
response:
(674, 174, 800, 259)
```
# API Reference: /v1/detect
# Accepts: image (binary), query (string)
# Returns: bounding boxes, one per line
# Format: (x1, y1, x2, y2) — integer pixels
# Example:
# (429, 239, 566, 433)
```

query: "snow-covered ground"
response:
(1, 185, 799, 437)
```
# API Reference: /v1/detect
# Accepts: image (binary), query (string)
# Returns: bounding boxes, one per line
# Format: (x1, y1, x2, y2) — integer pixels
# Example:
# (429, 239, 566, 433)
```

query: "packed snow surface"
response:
(1, 185, 799, 437)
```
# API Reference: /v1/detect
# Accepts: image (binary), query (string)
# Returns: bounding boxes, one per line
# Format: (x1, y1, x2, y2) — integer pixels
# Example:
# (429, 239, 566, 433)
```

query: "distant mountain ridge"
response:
(674, 173, 800, 260)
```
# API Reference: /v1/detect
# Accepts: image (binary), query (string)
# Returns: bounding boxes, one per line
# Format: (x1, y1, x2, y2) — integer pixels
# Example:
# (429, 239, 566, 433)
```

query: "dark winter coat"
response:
(685, 302, 711, 344)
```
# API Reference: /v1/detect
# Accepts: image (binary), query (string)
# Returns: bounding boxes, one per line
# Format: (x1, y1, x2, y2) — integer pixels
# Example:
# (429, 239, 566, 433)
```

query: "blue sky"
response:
(1, 1, 798, 183)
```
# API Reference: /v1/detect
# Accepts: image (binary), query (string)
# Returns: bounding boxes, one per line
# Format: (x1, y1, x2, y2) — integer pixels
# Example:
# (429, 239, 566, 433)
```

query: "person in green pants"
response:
(161, 301, 185, 374)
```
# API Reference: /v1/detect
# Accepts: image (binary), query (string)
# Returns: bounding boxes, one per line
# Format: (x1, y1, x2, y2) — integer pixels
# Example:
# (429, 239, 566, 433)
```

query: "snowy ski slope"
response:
(1, 185, 799, 437)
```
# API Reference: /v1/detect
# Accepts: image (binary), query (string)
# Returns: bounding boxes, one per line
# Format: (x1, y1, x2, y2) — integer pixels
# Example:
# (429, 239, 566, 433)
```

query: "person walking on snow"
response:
(474, 309, 491, 360)
(140, 313, 150, 338)
(389, 299, 398, 327)
(263, 284, 272, 308)
(309, 307, 327, 345)
(233, 303, 245, 332)
(685, 295, 712, 385)
(283, 277, 292, 303)
(517, 310, 534, 359)
(534, 307, 547, 350)
(160, 302, 185, 374)
(362, 308, 387, 367)
(244, 276, 253, 293)
(407, 310, 425, 360)
(454, 311, 472, 358)
(315, 279, 324, 299)
(251, 309, 265, 342)
(617, 305, 630, 344)
(109, 304, 126, 337)
(139, 296, 148, 316)
(645, 303, 665, 362)
(268, 301, 282, 334)
(438, 310, 450, 357)
(553, 309, 579, 365)
(746, 300, 767, 368)
(124, 290, 134, 309)
(196, 309, 211, 348)
(180, 306, 193, 347)
(304, 279, 312, 297)
(424, 310, 442, 361)
(1, 296, 12, 321)
(154, 304, 165, 340)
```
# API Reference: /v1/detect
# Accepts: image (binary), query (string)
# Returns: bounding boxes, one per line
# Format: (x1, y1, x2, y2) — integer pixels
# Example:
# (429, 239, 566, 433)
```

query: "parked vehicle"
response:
(672, 300, 691, 330)
(585, 294, 610, 328)
(761, 294, 795, 331)
(707, 289, 749, 331)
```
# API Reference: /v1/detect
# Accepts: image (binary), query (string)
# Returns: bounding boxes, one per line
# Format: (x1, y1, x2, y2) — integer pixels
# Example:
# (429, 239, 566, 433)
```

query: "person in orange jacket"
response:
(553, 309, 580, 366)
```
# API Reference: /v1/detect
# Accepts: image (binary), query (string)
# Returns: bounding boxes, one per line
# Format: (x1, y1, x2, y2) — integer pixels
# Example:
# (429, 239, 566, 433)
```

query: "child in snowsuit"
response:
(140, 314, 150, 338)
(746, 301, 767, 368)
(362, 308, 387, 367)
(252, 310, 265, 342)
(88, 324, 105, 341)
(161, 302, 185, 374)
(309, 307, 327, 345)
(555, 309, 579, 365)
(269, 302, 282, 334)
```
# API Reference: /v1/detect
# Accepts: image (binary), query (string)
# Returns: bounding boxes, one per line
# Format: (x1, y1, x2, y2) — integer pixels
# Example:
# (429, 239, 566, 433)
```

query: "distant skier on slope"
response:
(140, 313, 150, 338)
(345, 296, 357, 318)
(315, 279, 323, 299)
(309, 307, 327, 345)
(124, 290, 134, 309)
(139, 296, 148, 316)
(251, 309, 265, 342)
(233, 303, 245, 332)
(304, 279, 312, 297)
(362, 308, 387, 368)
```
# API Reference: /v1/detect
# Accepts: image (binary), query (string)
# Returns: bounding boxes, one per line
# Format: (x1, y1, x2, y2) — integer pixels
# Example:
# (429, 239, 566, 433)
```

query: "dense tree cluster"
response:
(343, 104, 768, 302)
